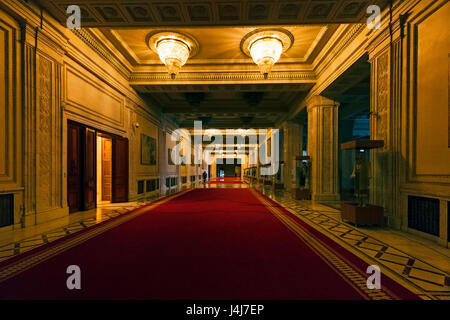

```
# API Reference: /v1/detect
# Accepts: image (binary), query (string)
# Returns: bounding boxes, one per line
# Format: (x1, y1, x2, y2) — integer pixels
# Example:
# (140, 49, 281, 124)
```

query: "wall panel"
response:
(415, 2, 450, 176)
(64, 64, 125, 131)
(0, 16, 19, 187)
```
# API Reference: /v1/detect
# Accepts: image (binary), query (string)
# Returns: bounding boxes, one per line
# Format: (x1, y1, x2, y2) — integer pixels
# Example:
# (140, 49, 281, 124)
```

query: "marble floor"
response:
(253, 183, 450, 300)
(0, 181, 448, 300)
(0, 183, 204, 262)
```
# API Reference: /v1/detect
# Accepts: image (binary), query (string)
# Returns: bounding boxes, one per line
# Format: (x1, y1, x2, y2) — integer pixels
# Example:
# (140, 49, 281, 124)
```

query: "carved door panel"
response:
(101, 138, 112, 201)
(83, 127, 96, 210)
(112, 136, 129, 203)
(67, 122, 82, 213)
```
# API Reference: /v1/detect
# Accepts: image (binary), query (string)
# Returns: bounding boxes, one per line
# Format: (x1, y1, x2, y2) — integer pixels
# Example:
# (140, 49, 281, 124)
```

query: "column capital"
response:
(306, 95, 339, 112)
(282, 119, 301, 128)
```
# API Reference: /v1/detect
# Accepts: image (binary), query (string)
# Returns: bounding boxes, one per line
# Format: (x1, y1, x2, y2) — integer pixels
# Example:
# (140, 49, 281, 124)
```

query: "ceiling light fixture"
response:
(241, 28, 293, 79)
(148, 31, 199, 79)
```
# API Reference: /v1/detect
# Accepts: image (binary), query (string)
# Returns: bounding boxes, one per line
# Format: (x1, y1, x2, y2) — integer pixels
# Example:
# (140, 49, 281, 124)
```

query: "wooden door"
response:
(83, 127, 96, 210)
(102, 138, 112, 201)
(112, 136, 129, 203)
(67, 122, 82, 213)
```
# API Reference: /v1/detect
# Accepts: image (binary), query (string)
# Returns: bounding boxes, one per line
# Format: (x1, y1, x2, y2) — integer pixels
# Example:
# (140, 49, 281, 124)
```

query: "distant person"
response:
(202, 171, 207, 184)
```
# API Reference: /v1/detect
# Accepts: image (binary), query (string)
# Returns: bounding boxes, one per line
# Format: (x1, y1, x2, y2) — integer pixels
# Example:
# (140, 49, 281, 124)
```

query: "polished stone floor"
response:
(0, 180, 448, 300)
(252, 183, 450, 300)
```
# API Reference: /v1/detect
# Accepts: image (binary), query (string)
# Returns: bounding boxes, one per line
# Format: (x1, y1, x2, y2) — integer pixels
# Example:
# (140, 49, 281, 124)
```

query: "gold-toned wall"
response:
(415, 2, 450, 175)
(0, 10, 23, 230)
(0, 1, 177, 229)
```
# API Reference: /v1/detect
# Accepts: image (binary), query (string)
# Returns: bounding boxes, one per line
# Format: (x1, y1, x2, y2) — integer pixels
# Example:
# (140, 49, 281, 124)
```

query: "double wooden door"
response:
(67, 121, 129, 213)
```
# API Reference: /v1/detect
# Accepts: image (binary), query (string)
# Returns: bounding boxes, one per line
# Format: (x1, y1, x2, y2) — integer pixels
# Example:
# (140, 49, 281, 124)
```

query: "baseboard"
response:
(35, 207, 69, 226)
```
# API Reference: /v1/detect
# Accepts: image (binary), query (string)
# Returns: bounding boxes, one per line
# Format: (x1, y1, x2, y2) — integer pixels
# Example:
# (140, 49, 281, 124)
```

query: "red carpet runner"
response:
(206, 177, 247, 184)
(0, 188, 418, 300)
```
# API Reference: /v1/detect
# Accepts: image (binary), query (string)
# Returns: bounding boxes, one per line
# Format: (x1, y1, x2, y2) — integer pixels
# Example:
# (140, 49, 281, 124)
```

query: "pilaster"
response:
(282, 121, 302, 191)
(369, 38, 403, 228)
(307, 96, 340, 202)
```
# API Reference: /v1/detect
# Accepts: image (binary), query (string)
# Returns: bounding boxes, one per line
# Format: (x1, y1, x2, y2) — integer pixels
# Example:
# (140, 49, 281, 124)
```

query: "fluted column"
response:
(307, 96, 340, 201)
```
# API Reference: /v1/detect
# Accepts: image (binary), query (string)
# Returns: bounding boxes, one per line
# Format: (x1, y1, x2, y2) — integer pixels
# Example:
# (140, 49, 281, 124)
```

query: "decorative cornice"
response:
(129, 71, 316, 83)
(314, 23, 366, 77)
(72, 28, 131, 80)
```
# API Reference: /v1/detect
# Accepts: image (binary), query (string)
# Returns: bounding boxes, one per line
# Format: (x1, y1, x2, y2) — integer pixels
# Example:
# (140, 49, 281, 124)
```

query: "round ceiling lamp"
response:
(241, 28, 293, 79)
(148, 31, 199, 79)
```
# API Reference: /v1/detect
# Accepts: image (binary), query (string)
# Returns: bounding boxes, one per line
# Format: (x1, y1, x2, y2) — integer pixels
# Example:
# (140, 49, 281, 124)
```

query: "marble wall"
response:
(0, 11, 23, 230)
(0, 1, 178, 231)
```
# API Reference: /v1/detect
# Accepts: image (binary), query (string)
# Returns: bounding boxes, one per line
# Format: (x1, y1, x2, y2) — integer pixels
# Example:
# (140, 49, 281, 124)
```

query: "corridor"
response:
(0, 0, 448, 305)
(1, 181, 449, 300)
(0, 183, 420, 299)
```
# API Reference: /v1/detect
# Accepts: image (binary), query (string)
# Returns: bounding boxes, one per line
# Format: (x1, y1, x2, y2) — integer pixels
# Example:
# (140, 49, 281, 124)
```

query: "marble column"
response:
(282, 121, 302, 191)
(307, 96, 340, 202)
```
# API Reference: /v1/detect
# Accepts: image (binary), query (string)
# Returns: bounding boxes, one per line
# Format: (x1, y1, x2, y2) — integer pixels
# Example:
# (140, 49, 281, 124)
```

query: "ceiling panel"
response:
(109, 25, 327, 64)
(36, 0, 388, 27)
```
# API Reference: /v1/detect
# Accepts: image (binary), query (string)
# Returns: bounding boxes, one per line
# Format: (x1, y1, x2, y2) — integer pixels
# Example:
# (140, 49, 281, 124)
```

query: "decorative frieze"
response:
(129, 71, 317, 84)
(37, 56, 52, 210)
(375, 51, 389, 145)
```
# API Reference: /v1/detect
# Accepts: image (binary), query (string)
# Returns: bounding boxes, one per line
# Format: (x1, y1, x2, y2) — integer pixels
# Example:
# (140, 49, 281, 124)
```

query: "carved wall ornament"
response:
(376, 52, 389, 143)
(38, 56, 52, 209)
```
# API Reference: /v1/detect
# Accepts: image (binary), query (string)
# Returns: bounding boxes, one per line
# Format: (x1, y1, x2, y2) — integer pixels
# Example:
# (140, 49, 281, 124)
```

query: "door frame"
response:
(66, 120, 129, 212)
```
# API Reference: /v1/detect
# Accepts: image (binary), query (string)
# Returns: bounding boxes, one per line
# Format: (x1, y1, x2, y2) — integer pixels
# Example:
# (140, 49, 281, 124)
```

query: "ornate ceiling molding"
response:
(129, 70, 316, 84)
(134, 83, 313, 93)
(35, 0, 389, 27)
(72, 28, 132, 79)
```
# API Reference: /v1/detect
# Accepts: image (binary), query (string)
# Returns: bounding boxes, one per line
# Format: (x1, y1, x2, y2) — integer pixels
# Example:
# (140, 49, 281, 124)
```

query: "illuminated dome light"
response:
(249, 37, 283, 79)
(241, 28, 293, 80)
(156, 38, 190, 79)
(147, 32, 199, 80)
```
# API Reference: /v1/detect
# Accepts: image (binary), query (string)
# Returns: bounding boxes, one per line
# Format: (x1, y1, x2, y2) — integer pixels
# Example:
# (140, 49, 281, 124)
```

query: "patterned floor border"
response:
(263, 188, 450, 300)
(251, 189, 395, 300)
(0, 182, 209, 264)
(0, 189, 192, 284)
(0, 186, 196, 264)
(0, 205, 143, 263)
(1, 184, 448, 299)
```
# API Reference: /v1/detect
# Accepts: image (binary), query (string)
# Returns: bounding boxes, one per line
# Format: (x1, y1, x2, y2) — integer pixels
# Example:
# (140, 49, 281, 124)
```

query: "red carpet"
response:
(0, 188, 419, 300)
(206, 177, 247, 184)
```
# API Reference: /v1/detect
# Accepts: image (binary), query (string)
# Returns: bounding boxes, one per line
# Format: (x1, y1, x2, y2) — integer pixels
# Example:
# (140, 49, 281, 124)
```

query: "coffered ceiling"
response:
(35, 0, 385, 129)
(100, 25, 331, 66)
(93, 23, 333, 128)
(139, 84, 312, 128)
(36, 0, 388, 28)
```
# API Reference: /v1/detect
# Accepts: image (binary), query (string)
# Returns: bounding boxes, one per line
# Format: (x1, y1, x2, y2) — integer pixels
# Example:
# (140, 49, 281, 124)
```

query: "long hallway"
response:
(0, 0, 449, 306)
(0, 184, 421, 300)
